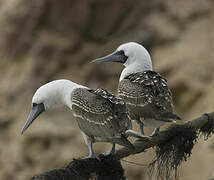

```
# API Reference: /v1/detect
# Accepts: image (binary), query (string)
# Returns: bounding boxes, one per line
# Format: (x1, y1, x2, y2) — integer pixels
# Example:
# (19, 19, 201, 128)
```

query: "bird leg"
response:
(110, 143, 116, 154)
(151, 127, 160, 137)
(139, 122, 145, 135)
(103, 143, 116, 156)
(87, 141, 96, 158)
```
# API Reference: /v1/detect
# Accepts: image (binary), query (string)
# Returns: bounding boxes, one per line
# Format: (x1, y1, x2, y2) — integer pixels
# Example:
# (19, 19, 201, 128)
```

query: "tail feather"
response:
(156, 112, 182, 122)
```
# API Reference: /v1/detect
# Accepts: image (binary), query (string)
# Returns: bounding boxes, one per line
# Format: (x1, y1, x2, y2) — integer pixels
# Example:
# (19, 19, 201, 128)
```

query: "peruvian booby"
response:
(21, 80, 138, 158)
(92, 42, 181, 136)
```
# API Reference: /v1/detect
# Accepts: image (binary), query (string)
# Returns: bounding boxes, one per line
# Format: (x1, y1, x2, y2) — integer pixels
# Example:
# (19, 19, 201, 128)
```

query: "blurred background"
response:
(0, 0, 214, 179)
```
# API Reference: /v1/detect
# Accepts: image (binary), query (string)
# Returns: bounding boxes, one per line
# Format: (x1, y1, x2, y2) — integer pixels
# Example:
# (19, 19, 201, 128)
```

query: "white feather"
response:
(117, 42, 153, 81)
(32, 79, 88, 110)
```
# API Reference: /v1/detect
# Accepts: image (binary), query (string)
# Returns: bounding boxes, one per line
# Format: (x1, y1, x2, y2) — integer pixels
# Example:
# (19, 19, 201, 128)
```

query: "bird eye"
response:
(32, 103, 38, 107)
(116, 50, 125, 55)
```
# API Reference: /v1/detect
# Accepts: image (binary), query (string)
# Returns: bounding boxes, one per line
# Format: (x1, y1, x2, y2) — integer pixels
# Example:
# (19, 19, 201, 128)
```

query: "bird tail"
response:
(156, 112, 182, 122)
(113, 135, 135, 150)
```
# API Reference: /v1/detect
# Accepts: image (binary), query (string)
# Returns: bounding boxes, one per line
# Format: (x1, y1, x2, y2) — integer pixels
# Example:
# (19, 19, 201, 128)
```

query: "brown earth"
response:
(0, 0, 214, 179)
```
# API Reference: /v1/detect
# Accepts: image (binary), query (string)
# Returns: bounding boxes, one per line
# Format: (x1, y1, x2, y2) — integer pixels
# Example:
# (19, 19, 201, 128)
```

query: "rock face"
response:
(0, 0, 214, 180)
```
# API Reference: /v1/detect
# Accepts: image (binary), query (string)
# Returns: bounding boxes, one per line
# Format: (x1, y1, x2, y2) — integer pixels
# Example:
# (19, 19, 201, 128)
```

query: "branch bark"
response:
(115, 112, 214, 159)
(32, 112, 214, 180)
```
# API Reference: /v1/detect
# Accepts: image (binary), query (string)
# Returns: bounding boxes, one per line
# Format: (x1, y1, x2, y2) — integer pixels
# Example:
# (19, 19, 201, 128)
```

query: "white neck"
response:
(119, 62, 152, 81)
(34, 80, 88, 110)
(117, 42, 153, 81)
(59, 80, 88, 109)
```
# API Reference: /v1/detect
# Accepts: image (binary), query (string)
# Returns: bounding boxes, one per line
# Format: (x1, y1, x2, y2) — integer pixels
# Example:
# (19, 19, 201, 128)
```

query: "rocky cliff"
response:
(0, 0, 214, 179)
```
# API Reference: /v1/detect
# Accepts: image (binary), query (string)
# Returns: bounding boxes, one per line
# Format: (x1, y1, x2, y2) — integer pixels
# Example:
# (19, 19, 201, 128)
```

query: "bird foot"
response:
(150, 132, 159, 137)
(103, 151, 115, 156)
(84, 154, 99, 160)
(103, 143, 115, 156)
(125, 130, 151, 141)
(150, 128, 160, 137)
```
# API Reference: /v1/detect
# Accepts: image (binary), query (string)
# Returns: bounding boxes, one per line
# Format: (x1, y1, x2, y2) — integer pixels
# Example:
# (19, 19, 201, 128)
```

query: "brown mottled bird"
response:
(21, 80, 137, 158)
(92, 42, 181, 136)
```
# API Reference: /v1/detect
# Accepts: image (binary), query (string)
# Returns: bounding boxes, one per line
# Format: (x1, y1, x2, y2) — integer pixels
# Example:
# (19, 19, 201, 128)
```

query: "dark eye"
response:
(115, 50, 125, 55)
(32, 103, 38, 107)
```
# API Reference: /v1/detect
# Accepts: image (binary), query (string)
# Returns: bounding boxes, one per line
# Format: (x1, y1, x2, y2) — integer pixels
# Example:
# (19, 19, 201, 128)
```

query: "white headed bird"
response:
(92, 42, 181, 136)
(21, 80, 137, 158)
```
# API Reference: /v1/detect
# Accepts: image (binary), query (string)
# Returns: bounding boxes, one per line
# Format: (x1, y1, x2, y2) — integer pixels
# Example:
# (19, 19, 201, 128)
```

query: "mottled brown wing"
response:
(71, 88, 131, 139)
(118, 71, 174, 120)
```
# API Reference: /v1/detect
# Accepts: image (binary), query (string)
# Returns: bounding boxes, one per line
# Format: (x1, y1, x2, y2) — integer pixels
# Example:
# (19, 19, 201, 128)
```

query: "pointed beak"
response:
(91, 50, 128, 64)
(21, 103, 45, 134)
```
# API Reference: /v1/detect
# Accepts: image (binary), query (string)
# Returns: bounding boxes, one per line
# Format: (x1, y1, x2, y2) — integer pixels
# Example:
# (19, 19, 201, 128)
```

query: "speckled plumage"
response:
(71, 88, 132, 147)
(22, 80, 134, 157)
(92, 42, 181, 135)
(118, 71, 180, 127)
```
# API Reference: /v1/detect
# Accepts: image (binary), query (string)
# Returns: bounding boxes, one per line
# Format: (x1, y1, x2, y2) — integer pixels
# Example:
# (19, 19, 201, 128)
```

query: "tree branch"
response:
(115, 112, 214, 159)
(32, 112, 214, 180)
(32, 155, 126, 180)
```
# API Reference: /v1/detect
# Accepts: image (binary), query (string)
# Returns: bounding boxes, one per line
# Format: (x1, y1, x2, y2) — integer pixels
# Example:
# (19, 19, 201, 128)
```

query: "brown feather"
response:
(118, 71, 181, 125)
(71, 88, 132, 145)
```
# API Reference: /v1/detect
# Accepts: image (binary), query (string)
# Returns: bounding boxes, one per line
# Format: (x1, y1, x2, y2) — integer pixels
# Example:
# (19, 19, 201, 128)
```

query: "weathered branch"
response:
(32, 112, 214, 180)
(32, 155, 126, 180)
(115, 112, 214, 159)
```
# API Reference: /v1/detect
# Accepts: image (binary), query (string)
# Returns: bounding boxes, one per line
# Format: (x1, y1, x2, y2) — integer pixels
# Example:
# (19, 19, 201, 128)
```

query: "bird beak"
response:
(21, 103, 45, 134)
(91, 50, 128, 64)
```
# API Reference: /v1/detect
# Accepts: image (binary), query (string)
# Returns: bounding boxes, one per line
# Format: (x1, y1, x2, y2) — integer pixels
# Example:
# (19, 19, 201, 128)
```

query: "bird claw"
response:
(150, 132, 158, 137)
(125, 130, 151, 141)
(103, 148, 115, 156)
(84, 154, 100, 160)
(102, 151, 114, 156)
(150, 127, 160, 137)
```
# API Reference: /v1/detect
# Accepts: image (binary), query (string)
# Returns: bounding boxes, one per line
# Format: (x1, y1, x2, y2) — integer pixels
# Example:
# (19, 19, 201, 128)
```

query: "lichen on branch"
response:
(32, 112, 214, 180)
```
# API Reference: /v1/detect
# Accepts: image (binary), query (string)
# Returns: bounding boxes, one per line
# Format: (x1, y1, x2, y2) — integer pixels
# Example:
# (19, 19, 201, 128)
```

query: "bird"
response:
(21, 79, 137, 158)
(92, 42, 181, 136)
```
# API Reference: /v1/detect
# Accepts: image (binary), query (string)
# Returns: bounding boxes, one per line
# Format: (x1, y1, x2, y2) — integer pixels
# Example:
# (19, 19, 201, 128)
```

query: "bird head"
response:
(21, 80, 73, 134)
(92, 42, 152, 70)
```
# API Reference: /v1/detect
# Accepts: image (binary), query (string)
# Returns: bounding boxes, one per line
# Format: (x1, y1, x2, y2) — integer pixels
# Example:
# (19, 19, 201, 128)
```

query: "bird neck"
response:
(42, 80, 87, 110)
(119, 62, 152, 81)
(59, 81, 87, 109)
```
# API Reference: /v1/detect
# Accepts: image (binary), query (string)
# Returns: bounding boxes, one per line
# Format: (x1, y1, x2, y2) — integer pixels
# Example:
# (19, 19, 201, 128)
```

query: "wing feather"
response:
(118, 71, 178, 121)
(71, 88, 131, 138)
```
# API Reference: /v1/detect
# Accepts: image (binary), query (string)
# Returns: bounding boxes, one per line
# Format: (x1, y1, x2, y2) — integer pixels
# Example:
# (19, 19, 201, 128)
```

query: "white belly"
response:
(141, 118, 165, 128)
